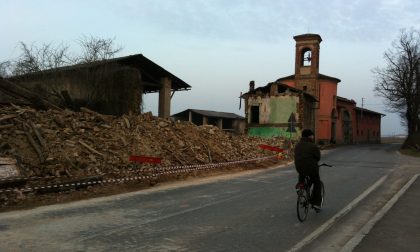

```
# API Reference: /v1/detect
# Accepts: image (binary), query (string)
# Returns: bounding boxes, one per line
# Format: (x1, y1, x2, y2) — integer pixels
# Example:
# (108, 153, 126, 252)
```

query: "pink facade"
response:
(336, 97, 357, 144)
(318, 80, 338, 142)
(354, 108, 382, 143)
(276, 34, 383, 144)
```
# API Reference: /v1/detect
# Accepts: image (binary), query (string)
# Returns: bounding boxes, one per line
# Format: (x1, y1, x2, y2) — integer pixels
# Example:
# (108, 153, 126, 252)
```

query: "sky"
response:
(1, 0, 419, 136)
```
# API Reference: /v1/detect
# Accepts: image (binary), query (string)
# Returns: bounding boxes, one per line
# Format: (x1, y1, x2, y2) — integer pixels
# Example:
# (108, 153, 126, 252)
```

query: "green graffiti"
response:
(248, 127, 300, 139)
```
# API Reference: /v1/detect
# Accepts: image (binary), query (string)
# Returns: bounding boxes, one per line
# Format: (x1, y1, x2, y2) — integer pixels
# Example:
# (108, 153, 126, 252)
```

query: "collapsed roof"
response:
(8, 54, 191, 93)
(172, 109, 244, 119)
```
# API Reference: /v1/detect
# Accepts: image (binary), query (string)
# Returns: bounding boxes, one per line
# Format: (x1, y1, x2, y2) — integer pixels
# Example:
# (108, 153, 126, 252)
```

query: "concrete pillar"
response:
(218, 119, 223, 129)
(158, 77, 171, 118)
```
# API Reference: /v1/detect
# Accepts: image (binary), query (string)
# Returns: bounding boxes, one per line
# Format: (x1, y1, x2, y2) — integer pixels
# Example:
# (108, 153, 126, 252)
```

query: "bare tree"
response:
(12, 42, 71, 76)
(373, 28, 420, 147)
(0, 61, 12, 78)
(77, 35, 123, 64)
(2, 36, 125, 112)
(4, 36, 122, 75)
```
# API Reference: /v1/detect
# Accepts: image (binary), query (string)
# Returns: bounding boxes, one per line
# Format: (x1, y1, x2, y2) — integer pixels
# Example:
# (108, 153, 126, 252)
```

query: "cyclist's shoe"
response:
(313, 205, 322, 213)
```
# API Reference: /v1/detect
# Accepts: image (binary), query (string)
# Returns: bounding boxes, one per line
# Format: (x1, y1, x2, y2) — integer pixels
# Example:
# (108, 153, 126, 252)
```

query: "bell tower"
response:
(293, 34, 322, 99)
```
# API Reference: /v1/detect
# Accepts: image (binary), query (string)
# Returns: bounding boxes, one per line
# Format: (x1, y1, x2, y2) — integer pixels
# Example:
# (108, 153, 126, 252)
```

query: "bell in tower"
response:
(293, 34, 322, 99)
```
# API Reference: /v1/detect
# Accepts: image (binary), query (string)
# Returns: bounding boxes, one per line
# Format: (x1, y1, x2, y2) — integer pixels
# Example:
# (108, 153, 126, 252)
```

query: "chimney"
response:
(249, 80, 255, 91)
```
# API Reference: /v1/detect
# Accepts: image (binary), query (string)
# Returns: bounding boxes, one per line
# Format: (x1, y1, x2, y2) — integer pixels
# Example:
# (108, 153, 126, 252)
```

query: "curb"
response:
(340, 173, 420, 252)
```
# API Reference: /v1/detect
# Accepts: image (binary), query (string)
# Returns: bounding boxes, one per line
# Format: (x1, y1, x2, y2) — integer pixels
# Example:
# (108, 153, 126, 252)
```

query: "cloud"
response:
(108, 0, 419, 44)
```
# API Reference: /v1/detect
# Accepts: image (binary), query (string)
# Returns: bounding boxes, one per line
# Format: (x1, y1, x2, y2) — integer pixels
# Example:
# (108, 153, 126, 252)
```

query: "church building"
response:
(242, 34, 383, 144)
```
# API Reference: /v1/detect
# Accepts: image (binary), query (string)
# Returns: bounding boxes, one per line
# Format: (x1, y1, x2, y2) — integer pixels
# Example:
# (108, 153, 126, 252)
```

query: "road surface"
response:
(0, 143, 418, 251)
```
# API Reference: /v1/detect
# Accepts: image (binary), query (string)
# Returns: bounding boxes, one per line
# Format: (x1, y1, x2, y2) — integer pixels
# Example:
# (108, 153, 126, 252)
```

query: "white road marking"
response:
(340, 173, 420, 252)
(287, 174, 388, 252)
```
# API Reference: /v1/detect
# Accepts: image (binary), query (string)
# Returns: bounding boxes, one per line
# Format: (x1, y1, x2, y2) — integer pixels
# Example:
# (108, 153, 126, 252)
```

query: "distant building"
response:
(335, 96, 383, 144)
(242, 34, 384, 144)
(172, 109, 245, 134)
(241, 82, 317, 138)
(6, 54, 191, 117)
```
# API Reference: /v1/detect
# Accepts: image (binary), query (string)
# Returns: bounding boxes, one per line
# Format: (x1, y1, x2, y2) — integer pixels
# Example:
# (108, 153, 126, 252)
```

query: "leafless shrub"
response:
(0, 61, 12, 78)
(11, 42, 71, 76)
(77, 35, 123, 64)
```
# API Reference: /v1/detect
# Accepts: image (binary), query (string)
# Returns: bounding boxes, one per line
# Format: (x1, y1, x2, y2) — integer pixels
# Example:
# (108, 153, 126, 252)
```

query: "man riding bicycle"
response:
(294, 129, 322, 211)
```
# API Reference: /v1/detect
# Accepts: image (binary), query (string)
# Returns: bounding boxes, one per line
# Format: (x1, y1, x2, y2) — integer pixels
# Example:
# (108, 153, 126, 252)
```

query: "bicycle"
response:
(296, 163, 332, 222)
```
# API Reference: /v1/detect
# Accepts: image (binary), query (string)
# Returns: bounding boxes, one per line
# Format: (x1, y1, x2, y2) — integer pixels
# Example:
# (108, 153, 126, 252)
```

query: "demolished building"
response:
(241, 82, 317, 138)
(172, 109, 245, 133)
(5, 54, 191, 117)
(242, 34, 383, 144)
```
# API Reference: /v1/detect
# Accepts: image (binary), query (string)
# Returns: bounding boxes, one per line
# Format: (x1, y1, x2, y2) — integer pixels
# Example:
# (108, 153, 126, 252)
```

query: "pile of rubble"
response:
(0, 104, 292, 207)
(0, 105, 291, 178)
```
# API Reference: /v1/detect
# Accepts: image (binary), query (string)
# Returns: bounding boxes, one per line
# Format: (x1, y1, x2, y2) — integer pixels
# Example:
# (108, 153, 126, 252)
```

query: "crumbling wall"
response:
(247, 95, 299, 124)
(247, 94, 301, 138)
(10, 65, 142, 115)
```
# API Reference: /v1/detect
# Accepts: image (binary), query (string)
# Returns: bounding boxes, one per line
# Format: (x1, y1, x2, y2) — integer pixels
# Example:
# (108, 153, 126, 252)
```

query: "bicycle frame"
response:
(296, 163, 331, 222)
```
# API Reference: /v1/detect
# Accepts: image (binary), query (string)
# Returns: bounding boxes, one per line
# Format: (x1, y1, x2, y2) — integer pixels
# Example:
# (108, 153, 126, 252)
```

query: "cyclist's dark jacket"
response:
(294, 137, 321, 175)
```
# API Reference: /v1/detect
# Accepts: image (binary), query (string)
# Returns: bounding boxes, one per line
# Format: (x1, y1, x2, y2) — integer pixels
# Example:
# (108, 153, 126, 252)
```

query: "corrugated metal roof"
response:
(8, 54, 191, 93)
(173, 109, 244, 119)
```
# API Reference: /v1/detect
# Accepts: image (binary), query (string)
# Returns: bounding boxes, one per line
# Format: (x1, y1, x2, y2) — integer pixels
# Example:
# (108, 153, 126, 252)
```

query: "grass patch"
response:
(381, 137, 406, 144)
(399, 148, 420, 157)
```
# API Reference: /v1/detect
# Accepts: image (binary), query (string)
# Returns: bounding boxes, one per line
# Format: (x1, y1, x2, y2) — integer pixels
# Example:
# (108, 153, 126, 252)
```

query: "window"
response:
(287, 113, 297, 133)
(277, 85, 288, 94)
(250, 106, 260, 124)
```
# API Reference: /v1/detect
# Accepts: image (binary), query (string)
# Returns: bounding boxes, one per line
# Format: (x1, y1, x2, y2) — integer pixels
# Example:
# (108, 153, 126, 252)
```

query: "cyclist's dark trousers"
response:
(299, 174, 322, 206)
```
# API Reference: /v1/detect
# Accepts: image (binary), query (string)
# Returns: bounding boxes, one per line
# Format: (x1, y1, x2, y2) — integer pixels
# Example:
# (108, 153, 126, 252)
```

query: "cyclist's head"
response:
(302, 129, 314, 138)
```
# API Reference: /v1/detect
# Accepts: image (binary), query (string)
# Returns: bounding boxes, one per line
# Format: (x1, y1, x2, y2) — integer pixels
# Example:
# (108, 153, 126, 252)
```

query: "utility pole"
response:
(416, 63, 420, 133)
(361, 98, 365, 120)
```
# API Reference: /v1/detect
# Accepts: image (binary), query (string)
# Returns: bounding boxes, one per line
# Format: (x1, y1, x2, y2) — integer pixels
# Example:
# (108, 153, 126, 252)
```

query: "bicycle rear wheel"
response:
(296, 192, 309, 222)
(320, 181, 325, 207)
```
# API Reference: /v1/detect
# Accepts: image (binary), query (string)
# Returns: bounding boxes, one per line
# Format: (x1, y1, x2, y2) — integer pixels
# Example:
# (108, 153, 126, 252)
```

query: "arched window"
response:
(301, 48, 312, 66)
(331, 108, 338, 119)
(342, 111, 352, 143)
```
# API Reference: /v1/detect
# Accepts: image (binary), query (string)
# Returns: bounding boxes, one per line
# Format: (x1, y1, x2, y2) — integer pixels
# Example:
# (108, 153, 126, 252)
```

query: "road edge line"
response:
(340, 173, 420, 252)
(287, 174, 388, 252)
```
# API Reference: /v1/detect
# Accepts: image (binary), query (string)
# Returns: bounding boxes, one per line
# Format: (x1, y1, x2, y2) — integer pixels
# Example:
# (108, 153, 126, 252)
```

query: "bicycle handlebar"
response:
(319, 163, 333, 167)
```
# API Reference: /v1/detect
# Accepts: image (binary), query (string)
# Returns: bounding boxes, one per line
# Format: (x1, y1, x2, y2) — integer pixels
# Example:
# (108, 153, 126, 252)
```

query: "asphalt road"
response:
(0, 144, 404, 251)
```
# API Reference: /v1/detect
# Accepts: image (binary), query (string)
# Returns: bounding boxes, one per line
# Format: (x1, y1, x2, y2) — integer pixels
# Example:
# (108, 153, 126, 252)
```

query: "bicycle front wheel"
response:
(297, 193, 309, 222)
